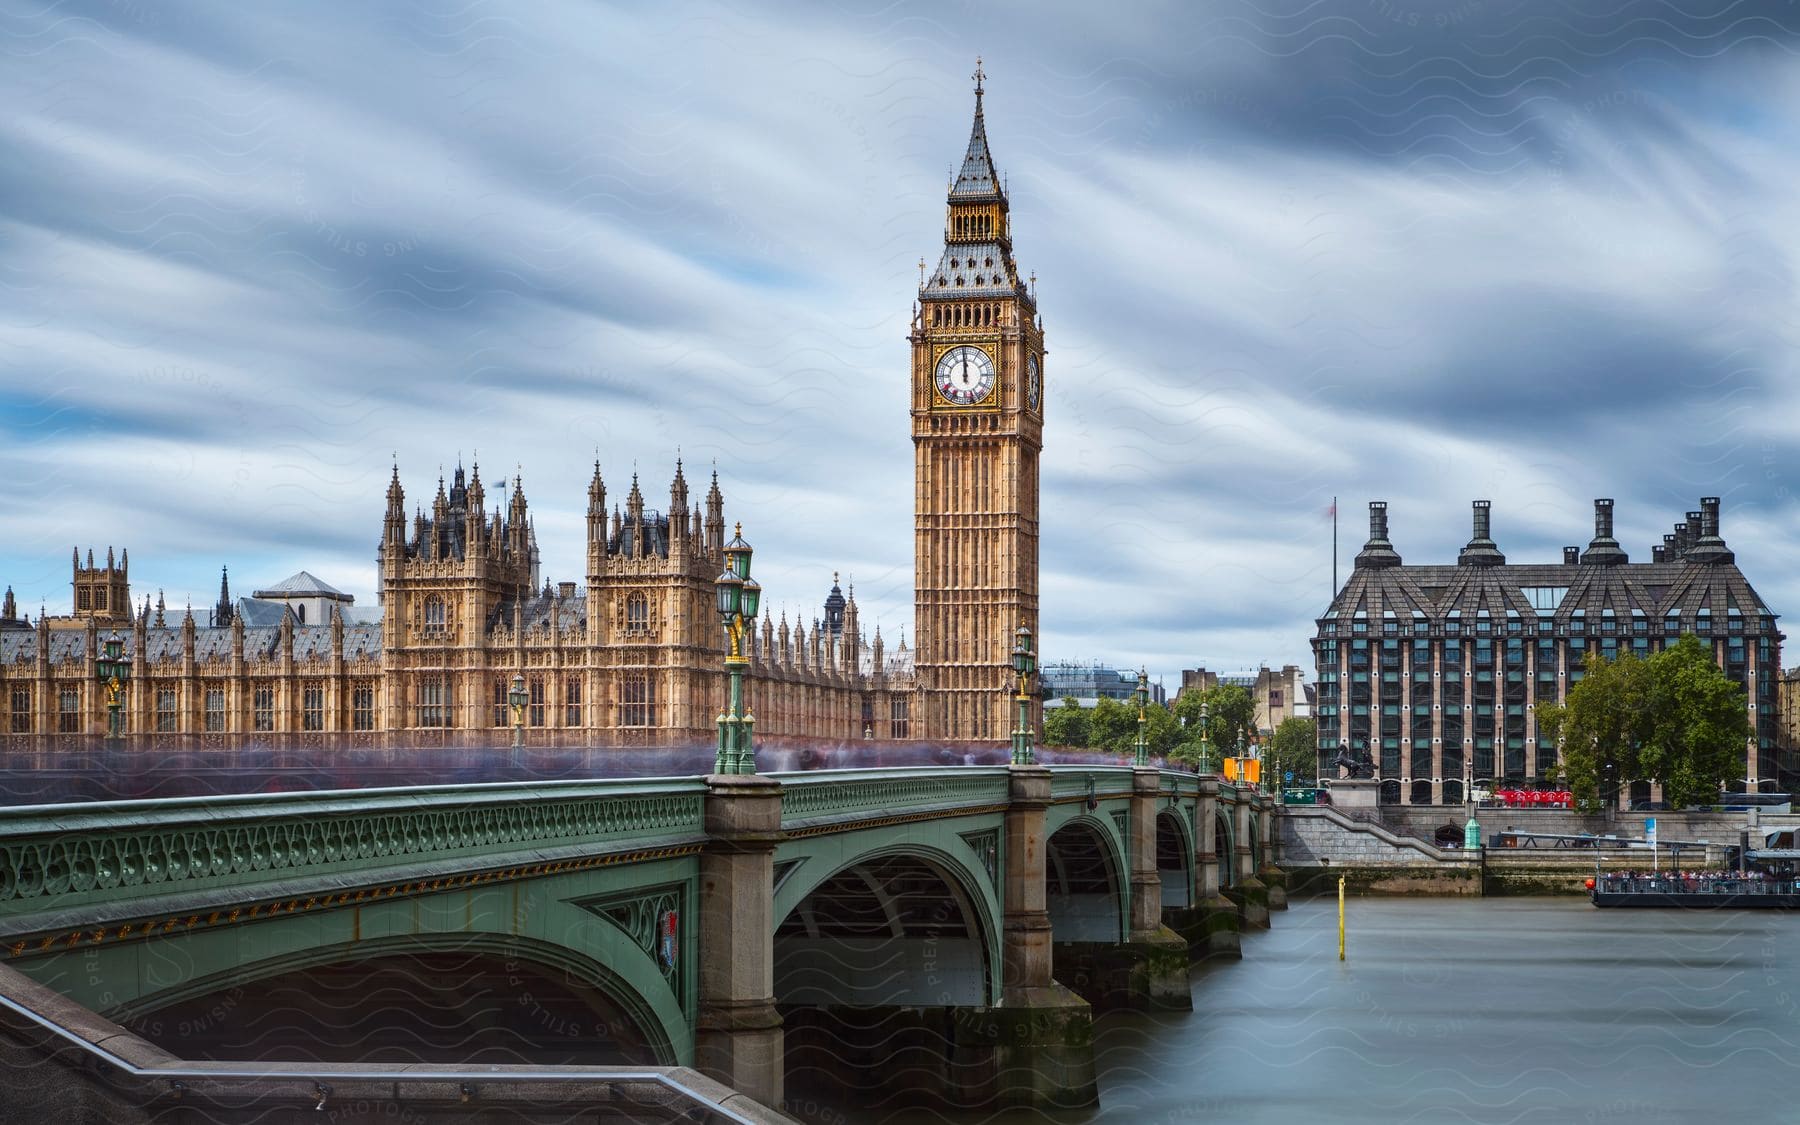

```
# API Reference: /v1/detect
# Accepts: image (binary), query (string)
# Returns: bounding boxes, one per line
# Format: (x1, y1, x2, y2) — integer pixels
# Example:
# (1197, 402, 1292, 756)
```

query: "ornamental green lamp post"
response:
(1198, 701, 1213, 775)
(96, 631, 128, 740)
(508, 672, 528, 750)
(1010, 624, 1036, 766)
(1133, 667, 1150, 767)
(714, 524, 761, 775)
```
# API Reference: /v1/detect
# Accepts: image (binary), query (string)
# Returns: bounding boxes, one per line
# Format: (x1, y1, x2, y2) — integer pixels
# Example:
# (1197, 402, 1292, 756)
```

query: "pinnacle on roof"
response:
(950, 58, 1003, 202)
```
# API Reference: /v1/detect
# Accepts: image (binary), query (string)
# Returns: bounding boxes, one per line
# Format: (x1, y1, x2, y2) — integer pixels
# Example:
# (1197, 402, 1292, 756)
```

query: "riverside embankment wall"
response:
(1279, 808, 1734, 897)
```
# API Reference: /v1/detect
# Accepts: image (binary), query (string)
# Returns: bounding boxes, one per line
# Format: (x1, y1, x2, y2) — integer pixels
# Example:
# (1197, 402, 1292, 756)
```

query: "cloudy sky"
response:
(5, 0, 1799, 689)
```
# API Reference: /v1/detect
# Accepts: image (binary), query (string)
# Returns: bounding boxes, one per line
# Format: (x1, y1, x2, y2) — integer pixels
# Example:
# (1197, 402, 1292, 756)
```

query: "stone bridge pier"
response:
(695, 773, 786, 1109)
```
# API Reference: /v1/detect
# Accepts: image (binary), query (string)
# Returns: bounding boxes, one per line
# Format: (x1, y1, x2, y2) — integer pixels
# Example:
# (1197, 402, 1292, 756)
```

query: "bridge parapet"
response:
(771, 767, 1011, 831)
(0, 778, 708, 930)
(1047, 765, 1137, 800)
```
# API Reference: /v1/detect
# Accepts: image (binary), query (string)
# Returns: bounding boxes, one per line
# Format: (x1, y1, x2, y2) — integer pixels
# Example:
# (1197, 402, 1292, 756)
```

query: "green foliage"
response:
(1268, 717, 1318, 784)
(1543, 635, 1751, 810)
(1143, 700, 1182, 757)
(1170, 683, 1257, 759)
(1087, 696, 1136, 752)
(1043, 693, 1182, 759)
(1043, 696, 1090, 748)
(1538, 649, 1651, 811)
(1641, 635, 1754, 808)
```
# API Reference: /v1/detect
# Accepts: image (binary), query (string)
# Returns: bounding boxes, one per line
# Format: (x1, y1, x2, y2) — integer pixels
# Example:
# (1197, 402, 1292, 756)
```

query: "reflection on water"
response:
(868, 897, 1800, 1125)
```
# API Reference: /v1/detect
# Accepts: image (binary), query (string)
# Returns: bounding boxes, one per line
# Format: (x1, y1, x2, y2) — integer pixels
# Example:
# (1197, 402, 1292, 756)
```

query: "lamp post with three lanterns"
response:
(96, 632, 129, 740)
(508, 672, 528, 750)
(1133, 668, 1150, 767)
(713, 524, 762, 775)
(1010, 625, 1036, 766)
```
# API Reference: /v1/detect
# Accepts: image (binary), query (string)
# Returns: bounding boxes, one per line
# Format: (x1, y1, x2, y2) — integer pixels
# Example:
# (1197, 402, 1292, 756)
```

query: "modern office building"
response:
(1314, 498, 1785, 804)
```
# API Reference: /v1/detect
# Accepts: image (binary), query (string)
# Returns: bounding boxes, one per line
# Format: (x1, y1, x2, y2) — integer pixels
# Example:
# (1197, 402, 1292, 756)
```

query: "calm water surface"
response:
(872, 896, 1800, 1125)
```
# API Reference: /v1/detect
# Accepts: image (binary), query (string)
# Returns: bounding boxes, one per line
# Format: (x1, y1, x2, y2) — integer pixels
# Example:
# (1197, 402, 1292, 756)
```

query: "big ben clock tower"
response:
(913, 63, 1044, 741)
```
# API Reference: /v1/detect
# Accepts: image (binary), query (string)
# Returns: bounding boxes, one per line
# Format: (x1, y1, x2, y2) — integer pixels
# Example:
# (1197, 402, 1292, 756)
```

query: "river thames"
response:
(864, 896, 1800, 1125)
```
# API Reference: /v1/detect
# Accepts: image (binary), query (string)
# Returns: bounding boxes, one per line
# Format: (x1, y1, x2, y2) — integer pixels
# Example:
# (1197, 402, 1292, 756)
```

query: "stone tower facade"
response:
(70, 546, 131, 625)
(911, 67, 1044, 741)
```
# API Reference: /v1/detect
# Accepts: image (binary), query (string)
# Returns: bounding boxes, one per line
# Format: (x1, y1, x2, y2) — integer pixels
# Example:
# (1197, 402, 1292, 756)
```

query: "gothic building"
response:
(0, 458, 912, 745)
(1314, 498, 1786, 804)
(0, 74, 1044, 749)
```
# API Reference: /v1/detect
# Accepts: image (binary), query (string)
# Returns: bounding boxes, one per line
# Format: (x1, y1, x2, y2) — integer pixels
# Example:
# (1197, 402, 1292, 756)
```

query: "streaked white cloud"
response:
(3, 0, 1799, 692)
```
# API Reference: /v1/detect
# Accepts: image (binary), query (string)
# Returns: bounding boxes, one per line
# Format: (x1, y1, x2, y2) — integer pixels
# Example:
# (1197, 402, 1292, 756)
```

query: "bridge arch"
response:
(22, 879, 692, 1067)
(773, 842, 999, 1008)
(1214, 810, 1236, 889)
(1156, 809, 1194, 909)
(1046, 816, 1126, 942)
(121, 932, 673, 1065)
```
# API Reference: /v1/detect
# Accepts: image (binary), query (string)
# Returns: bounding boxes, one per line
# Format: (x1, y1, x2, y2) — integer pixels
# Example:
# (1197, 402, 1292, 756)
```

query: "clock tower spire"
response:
(912, 66, 1044, 742)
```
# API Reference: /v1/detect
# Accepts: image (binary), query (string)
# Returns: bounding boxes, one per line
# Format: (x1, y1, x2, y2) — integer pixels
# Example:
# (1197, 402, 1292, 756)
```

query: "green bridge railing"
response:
(771, 767, 1013, 828)
(0, 767, 1253, 932)
(0, 778, 708, 921)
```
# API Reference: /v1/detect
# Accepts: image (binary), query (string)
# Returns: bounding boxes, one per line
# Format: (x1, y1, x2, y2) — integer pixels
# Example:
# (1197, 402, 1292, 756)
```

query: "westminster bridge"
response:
(0, 757, 1283, 1117)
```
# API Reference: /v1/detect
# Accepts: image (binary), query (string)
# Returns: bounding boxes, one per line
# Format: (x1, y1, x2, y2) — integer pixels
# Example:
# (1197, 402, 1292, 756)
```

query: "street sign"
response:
(1285, 770, 1294, 782)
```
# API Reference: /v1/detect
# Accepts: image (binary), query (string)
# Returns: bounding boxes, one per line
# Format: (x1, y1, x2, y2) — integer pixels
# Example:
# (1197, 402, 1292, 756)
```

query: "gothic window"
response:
(77, 588, 90, 611)
(565, 676, 582, 727)
(622, 674, 655, 727)
(352, 684, 375, 731)
(417, 676, 449, 728)
(10, 687, 30, 733)
(58, 689, 79, 733)
(625, 593, 650, 637)
(302, 684, 325, 731)
(253, 685, 275, 732)
(96, 588, 107, 610)
(529, 678, 545, 727)
(155, 688, 177, 733)
(890, 697, 909, 740)
(423, 595, 446, 635)
(204, 687, 225, 732)
(492, 678, 509, 727)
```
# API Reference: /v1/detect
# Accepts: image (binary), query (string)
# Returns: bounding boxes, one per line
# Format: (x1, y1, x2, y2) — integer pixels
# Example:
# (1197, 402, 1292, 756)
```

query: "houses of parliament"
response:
(0, 72, 1045, 749)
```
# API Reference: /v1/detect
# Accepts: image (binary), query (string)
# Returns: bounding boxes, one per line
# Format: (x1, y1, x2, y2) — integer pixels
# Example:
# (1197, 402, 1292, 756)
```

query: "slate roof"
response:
(950, 93, 1001, 200)
(608, 514, 670, 560)
(924, 242, 1022, 298)
(1324, 500, 1780, 633)
(252, 571, 351, 600)
(234, 598, 293, 627)
(489, 590, 586, 635)
(0, 623, 383, 665)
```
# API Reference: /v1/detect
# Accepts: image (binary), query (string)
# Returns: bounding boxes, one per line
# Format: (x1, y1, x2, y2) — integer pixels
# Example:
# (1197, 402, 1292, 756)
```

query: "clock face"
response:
(935, 345, 996, 406)
(1027, 355, 1041, 410)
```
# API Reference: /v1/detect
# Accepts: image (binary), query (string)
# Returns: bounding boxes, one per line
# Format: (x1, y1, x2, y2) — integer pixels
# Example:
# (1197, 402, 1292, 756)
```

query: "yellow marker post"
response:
(1337, 875, 1346, 961)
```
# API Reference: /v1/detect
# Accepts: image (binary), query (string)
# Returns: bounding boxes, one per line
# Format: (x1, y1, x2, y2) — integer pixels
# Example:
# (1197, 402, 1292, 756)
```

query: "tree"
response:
(1171, 683, 1257, 756)
(1268, 717, 1318, 785)
(1087, 696, 1136, 753)
(1043, 696, 1089, 748)
(1540, 635, 1750, 811)
(1640, 635, 1753, 809)
(1144, 700, 1182, 757)
(1538, 649, 1652, 811)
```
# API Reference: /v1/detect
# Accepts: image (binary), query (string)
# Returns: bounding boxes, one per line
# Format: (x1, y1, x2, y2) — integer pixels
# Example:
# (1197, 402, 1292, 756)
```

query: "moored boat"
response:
(1590, 874, 1800, 909)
